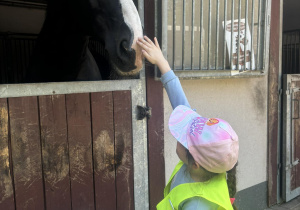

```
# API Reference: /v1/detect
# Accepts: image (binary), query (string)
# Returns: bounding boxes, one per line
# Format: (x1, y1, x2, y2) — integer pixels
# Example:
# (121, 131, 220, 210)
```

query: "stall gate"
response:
(283, 74, 300, 202)
(0, 78, 148, 210)
(0, 0, 149, 209)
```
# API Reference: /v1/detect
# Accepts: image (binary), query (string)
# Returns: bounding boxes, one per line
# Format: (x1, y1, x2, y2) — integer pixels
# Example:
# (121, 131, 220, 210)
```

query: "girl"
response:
(137, 36, 239, 210)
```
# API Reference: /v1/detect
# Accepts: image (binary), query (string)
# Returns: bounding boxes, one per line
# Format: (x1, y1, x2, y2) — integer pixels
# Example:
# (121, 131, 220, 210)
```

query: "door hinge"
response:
(137, 105, 152, 120)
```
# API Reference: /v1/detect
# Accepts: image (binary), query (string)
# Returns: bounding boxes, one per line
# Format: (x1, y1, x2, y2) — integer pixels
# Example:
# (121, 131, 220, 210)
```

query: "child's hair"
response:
(186, 150, 217, 180)
(227, 163, 238, 210)
(186, 150, 238, 209)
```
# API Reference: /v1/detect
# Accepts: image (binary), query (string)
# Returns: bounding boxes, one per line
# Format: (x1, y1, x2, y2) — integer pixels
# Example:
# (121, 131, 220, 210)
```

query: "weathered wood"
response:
(113, 91, 134, 210)
(146, 69, 165, 210)
(144, 0, 166, 208)
(91, 92, 117, 210)
(9, 96, 44, 210)
(0, 98, 15, 209)
(39, 95, 71, 210)
(268, 0, 281, 206)
(66, 93, 94, 210)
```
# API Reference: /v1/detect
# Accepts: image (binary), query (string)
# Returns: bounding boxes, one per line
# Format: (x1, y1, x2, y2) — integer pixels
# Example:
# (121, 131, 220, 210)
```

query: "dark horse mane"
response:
(25, 0, 142, 82)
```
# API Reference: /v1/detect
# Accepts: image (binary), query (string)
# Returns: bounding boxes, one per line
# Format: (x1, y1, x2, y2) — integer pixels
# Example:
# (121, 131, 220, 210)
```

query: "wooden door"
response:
(0, 79, 148, 210)
(282, 74, 300, 201)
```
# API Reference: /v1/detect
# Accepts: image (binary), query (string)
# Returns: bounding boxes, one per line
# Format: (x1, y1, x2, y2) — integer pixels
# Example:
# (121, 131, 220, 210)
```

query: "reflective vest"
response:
(157, 161, 233, 210)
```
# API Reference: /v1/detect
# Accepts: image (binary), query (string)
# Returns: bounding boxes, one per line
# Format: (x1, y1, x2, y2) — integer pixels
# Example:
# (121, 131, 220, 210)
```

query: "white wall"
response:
(0, 5, 45, 34)
(164, 76, 268, 192)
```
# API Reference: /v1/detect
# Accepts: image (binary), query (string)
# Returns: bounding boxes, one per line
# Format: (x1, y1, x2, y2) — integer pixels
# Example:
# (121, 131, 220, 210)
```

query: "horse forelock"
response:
(119, 0, 143, 45)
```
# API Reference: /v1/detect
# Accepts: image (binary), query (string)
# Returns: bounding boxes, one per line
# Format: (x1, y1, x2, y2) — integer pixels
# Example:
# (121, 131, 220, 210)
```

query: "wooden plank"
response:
(268, 0, 281, 206)
(66, 93, 94, 210)
(91, 92, 117, 210)
(113, 91, 134, 210)
(39, 95, 71, 210)
(9, 96, 44, 210)
(144, 0, 165, 209)
(144, 0, 166, 208)
(146, 69, 165, 210)
(0, 98, 15, 209)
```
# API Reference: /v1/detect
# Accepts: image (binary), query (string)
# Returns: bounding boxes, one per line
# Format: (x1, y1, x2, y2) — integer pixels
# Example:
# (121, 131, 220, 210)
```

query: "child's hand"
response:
(137, 36, 171, 75)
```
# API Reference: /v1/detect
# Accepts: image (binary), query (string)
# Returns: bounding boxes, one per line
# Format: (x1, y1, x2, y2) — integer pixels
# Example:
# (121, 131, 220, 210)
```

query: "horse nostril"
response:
(121, 40, 130, 51)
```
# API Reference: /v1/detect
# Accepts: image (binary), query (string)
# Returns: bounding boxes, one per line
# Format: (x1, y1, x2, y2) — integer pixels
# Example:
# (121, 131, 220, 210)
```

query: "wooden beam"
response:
(268, 0, 282, 206)
(144, 0, 165, 209)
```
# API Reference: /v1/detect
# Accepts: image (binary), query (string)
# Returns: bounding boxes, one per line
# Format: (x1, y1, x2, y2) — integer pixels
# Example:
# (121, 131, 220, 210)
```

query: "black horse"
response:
(25, 0, 143, 82)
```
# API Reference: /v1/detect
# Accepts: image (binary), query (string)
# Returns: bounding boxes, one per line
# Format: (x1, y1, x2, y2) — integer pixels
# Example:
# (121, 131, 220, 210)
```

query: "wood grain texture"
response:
(91, 92, 117, 210)
(9, 96, 44, 210)
(144, 0, 166, 208)
(268, 0, 281, 205)
(0, 98, 15, 210)
(113, 91, 134, 210)
(66, 93, 95, 210)
(39, 95, 71, 210)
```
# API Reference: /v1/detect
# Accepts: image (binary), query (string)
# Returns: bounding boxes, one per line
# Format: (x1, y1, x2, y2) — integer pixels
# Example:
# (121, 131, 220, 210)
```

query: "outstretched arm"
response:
(137, 36, 191, 109)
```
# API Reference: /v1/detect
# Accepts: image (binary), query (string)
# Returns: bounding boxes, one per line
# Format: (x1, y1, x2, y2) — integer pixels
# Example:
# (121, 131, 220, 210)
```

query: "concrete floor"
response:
(266, 196, 300, 210)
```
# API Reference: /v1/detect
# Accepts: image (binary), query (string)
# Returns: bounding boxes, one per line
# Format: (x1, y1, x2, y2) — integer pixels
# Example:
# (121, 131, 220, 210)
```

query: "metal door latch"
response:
(137, 105, 152, 120)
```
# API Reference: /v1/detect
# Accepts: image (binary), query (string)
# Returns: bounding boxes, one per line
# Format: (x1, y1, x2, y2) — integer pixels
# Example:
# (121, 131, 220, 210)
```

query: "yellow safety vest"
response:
(157, 161, 233, 210)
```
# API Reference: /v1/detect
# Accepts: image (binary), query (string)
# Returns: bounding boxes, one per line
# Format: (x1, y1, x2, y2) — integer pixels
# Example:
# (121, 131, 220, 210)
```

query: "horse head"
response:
(74, 0, 143, 78)
(26, 0, 143, 82)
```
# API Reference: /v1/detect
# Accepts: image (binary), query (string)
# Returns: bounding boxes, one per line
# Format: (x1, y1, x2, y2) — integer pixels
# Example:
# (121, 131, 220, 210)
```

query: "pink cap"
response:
(169, 105, 239, 173)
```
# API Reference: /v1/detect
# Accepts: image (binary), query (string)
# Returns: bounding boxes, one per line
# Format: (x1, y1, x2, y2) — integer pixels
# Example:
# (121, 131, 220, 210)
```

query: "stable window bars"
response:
(283, 30, 300, 75)
(156, 0, 271, 79)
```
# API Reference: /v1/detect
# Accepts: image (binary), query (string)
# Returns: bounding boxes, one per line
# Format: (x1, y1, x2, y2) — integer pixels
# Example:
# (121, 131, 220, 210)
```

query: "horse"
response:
(25, 0, 143, 82)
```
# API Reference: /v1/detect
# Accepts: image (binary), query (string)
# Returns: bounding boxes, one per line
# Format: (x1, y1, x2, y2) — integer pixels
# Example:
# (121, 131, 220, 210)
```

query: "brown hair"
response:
(186, 150, 238, 209)
(227, 164, 238, 210)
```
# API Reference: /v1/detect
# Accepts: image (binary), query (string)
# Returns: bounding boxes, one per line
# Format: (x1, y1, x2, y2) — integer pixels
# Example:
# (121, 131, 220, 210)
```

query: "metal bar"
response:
(230, 0, 234, 70)
(293, 33, 297, 73)
(223, 0, 227, 69)
(154, 0, 159, 75)
(289, 44, 292, 71)
(14, 39, 20, 82)
(182, 0, 186, 70)
(191, 0, 195, 70)
(155, 0, 158, 42)
(0, 39, 4, 83)
(0, 0, 47, 9)
(172, 0, 176, 70)
(199, 0, 203, 69)
(26, 39, 31, 77)
(251, 0, 255, 70)
(257, 0, 262, 69)
(244, 0, 249, 70)
(299, 42, 300, 75)
(262, 0, 268, 70)
(237, 0, 242, 71)
(208, 0, 211, 69)
(171, 69, 264, 78)
(12, 39, 17, 82)
(215, 0, 220, 69)
(22, 39, 26, 79)
(162, 0, 168, 70)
